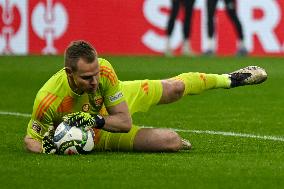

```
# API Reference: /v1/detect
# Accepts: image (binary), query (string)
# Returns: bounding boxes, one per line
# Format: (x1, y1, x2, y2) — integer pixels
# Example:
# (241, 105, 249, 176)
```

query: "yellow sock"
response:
(172, 73, 231, 96)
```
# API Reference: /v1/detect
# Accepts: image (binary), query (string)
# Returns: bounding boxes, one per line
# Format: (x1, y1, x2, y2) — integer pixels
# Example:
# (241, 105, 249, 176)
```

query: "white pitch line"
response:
(1, 111, 284, 142)
(140, 127, 284, 142)
(0, 111, 31, 118)
(174, 128, 284, 142)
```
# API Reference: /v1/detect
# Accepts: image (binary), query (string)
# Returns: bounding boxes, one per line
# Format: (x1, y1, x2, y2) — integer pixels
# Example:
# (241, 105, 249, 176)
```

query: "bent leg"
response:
(159, 73, 230, 104)
(93, 125, 186, 152)
(158, 66, 267, 104)
(133, 128, 182, 152)
(159, 79, 184, 104)
(121, 74, 230, 108)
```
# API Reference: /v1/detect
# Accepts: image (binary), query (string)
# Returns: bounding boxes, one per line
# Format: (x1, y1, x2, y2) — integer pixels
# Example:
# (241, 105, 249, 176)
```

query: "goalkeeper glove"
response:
(42, 126, 57, 154)
(63, 112, 105, 129)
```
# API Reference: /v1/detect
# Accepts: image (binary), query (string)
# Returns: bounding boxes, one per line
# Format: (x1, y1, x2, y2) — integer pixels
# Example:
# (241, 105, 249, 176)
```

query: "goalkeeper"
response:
(24, 40, 267, 154)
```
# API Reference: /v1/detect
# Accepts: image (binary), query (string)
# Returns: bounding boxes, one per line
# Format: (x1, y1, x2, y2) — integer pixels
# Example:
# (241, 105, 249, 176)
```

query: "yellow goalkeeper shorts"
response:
(93, 125, 140, 151)
(93, 79, 163, 151)
(122, 79, 163, 115)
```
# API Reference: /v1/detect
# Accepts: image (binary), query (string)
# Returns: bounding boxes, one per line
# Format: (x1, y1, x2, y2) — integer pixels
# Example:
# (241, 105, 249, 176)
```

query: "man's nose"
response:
(91, 76, 97, 85)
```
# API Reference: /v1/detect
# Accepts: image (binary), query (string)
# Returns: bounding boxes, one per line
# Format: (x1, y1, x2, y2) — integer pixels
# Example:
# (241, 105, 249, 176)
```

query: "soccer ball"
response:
(53, 122, 95, 155)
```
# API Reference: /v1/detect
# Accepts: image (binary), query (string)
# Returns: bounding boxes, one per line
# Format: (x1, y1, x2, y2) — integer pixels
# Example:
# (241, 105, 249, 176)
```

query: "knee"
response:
(161, 80, 184, 104)
(173, 80, 185, 95)
(134, 128, 182, 152)
(170, 81, 184, 101)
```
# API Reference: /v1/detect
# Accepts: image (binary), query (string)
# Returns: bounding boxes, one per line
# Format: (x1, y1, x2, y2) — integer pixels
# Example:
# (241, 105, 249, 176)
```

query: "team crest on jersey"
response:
(95, 97, 103, 107)
(88, 93, 104, 114)
(32, 121, 42, 134)
(82, 104, 90, 112)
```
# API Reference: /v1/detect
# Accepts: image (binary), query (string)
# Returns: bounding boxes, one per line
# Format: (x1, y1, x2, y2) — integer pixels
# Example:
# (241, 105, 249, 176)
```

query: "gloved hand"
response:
(42, 126, 57, 154)
(63, 112, 105, 129)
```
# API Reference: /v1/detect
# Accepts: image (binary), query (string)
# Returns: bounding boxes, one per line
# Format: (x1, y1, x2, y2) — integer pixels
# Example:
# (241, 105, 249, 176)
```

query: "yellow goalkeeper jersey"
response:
(27, 58, 124, 141)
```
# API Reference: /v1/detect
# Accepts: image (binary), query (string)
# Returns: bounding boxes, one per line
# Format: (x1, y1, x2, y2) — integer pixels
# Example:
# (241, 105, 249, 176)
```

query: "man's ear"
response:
(65, 67, 73, 77)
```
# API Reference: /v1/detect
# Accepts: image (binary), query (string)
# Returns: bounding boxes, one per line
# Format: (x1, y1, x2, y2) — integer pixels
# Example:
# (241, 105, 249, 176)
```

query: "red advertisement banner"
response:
(0, 0, 284, 56)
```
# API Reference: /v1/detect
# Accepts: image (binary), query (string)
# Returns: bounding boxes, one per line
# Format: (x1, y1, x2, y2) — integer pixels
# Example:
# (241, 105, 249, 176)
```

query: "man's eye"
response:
(81, 76, 92, 80)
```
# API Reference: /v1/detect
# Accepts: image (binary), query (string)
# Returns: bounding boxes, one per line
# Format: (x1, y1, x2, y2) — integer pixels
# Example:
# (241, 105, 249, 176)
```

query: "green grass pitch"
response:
(0, 55, 283, 188)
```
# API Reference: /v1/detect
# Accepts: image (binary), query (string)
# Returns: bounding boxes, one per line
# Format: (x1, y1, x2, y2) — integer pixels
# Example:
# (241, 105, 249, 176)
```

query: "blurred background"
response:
(0, 0, 283, 56)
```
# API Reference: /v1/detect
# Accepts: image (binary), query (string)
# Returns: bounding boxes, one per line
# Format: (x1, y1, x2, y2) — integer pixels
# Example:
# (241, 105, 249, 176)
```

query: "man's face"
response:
(71, 58, 100, 94)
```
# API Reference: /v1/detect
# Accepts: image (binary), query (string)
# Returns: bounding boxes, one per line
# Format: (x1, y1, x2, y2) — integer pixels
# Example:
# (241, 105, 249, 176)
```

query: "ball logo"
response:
(0, 0, 27, 54)
(31, 0, 68, 54)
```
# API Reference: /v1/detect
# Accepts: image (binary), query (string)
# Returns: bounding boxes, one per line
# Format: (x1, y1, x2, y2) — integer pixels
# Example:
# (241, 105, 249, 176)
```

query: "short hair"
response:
(64, 40, 97, 71)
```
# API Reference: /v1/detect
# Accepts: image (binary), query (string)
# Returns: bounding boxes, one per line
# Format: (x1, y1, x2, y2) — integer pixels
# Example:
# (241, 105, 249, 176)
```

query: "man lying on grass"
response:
(24, 40, 267, 154)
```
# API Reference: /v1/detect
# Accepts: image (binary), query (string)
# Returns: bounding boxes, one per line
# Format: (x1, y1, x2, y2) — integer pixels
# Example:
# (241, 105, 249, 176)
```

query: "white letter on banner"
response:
(142, 0, 182, 53)
(239, 0, 281, 52)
